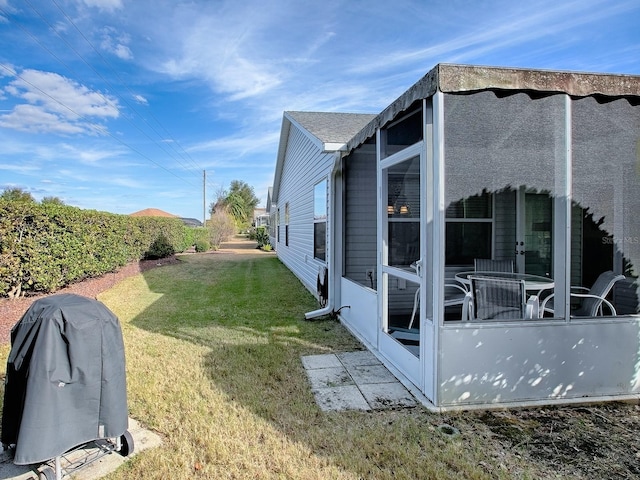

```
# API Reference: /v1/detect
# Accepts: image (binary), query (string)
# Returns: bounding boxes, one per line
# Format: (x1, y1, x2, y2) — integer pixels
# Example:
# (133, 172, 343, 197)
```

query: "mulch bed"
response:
(0, 256, 181, 345)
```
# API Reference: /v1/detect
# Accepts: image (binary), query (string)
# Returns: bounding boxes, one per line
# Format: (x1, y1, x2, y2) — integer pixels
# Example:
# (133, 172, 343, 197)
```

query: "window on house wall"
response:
(314, 179, 327, 261)
(445, 192, 493, 265)
(269, 209, 276, 240)
(285, 203, 290, 247)
(277, 208, 281, 243)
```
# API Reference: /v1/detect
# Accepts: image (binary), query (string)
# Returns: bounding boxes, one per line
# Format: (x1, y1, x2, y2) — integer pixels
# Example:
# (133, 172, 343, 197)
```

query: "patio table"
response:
(455, 271, 554, 295)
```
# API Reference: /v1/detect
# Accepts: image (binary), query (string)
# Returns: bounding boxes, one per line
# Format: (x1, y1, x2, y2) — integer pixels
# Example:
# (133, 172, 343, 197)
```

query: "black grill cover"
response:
(1, 294, 128, 465)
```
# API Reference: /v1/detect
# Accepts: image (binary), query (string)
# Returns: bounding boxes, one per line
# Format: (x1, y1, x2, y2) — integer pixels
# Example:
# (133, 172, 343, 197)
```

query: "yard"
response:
(1, 240, 639, 479)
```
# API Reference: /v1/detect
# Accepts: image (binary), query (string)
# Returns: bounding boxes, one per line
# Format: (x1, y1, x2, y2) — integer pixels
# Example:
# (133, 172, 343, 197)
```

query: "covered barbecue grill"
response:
(1, 293, 131, 474)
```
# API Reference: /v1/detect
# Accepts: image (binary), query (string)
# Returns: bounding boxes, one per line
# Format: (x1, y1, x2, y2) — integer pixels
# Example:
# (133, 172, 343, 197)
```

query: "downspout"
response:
(305, 152, 343, 320)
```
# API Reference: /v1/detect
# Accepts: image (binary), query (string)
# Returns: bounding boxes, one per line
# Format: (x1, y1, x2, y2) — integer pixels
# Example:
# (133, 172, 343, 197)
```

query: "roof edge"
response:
(346, 63, 640, 151)
(437, 63, 640, 97)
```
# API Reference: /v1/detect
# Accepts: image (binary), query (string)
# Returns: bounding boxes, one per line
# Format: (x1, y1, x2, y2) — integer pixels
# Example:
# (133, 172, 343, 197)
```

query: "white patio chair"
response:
(539, 270, 625, 317)
(462, 275, 539, 321)
(408, 280, 468, 329)
(474, 258, 514, 273)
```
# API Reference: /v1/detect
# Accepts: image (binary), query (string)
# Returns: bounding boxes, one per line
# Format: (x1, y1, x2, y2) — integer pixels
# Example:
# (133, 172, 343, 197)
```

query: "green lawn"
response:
(93, 252, 541, 480)
(1, 252, 560, 479)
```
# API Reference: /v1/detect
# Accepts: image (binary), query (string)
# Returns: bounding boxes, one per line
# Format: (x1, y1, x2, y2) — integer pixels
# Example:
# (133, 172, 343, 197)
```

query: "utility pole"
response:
(203, 170, 206, 227)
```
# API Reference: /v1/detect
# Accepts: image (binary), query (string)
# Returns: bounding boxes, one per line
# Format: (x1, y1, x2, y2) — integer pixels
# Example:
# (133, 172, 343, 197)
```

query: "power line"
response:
(25, 0, 203, 180)
(49, 0, 204, 175)
(0, 61, 198, 187)
(7, 1, 204, 186)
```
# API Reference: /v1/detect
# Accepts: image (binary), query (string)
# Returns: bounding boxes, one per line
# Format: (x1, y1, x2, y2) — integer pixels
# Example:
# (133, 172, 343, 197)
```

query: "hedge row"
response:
(0, 200, 208, 298)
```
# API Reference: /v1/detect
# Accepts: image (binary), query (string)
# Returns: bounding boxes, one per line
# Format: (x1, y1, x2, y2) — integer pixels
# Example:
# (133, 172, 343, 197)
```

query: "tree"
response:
(0, 187, 35, 203)
(208, 209, 236, 249)
(209, 180, 259, 230)
(41, 196, 65, 205)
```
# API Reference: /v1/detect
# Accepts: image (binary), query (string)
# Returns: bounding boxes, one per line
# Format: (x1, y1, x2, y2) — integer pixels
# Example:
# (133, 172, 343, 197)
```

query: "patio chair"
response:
(462, 275, 539, 321)
(474, 258, 514, 273)
(539, 270, 625, 317)
(408, 280, 468, 329)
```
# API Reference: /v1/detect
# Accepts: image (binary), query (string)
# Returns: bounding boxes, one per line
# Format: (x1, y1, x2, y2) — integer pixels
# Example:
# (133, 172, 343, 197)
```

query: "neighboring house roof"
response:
(180, 217, 203, 227)
(273, 111, 375, 203)
(129, 208, 178, 217)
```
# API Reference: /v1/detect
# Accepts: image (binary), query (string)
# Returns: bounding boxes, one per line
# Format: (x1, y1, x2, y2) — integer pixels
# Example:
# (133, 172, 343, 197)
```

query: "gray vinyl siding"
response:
(276, 126, 334, 295)
(343, 144, 377, 288)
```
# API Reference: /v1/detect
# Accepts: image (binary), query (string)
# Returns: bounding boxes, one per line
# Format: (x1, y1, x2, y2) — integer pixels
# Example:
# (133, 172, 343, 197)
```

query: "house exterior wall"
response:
(276, 125, 334, 296)
(343, 144, 377, 288)
(339, 277, 378, 347)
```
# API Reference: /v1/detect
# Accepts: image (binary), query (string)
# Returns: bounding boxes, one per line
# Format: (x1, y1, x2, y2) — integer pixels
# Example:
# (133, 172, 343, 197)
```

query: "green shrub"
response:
(145, 234, 175, 259)
(0, 200, 195, 297)
(255, 225, 270, 249)
(195, 239, 210, 252)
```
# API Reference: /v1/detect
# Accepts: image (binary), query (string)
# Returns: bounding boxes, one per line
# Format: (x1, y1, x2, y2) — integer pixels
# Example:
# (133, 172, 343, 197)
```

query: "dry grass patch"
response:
(1, 252, 638, 479)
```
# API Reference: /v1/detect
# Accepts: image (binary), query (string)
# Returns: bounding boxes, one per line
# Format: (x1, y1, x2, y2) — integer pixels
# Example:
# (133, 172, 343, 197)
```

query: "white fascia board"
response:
(322, 142, 348, 152)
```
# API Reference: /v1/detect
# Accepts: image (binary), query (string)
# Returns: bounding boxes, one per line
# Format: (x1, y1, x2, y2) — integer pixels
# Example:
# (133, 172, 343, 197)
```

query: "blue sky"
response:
(1, 0, 639, 221)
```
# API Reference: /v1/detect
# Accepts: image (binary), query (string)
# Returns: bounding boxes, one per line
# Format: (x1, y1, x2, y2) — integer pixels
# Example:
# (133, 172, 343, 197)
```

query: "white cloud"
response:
(152, 4, 291, 101)
(81, 0, 123, 13)
(0, 104, 90, 134)
(0, 69, 119, 135)
(108, 176, 146, 189)
(100, 27, 133, 60)
(0, 162, 40, 174)
(346, 0, 639, 76)
(0, 0, 14, 23)
(0, 63, 16, 77)
(188, 129, 280, 158)
(59, 143, 126, 164)
(133, 94, 148, 105)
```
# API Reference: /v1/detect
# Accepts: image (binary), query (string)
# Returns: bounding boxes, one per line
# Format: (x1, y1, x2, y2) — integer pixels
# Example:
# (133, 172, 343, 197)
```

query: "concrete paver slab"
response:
(311, 386, 371, 412)
(305, 366, 354, 389)
(302, 351, 417, 412)
(336, 350, 380, 368)
(349, 364, 398, 385)
(301, 354, 343, 370)
(360, 383, 418, 410)
(0, 417, 161, 480)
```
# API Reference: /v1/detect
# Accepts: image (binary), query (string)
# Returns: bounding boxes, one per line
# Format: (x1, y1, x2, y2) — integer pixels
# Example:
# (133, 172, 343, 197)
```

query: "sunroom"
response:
(336, 64, 640, 408)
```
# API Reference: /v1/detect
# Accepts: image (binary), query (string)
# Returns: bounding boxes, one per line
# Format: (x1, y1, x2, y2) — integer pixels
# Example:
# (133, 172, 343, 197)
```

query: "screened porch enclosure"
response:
(443, 91, 640, 322)
(437, 91, 640, 406)
(336, 65, 640, 407)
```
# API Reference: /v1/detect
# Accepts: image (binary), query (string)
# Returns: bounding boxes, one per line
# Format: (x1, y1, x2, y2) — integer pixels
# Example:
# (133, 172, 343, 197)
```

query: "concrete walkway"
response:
(302, 350, 417, 411)
(0, 418, 161, 480)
